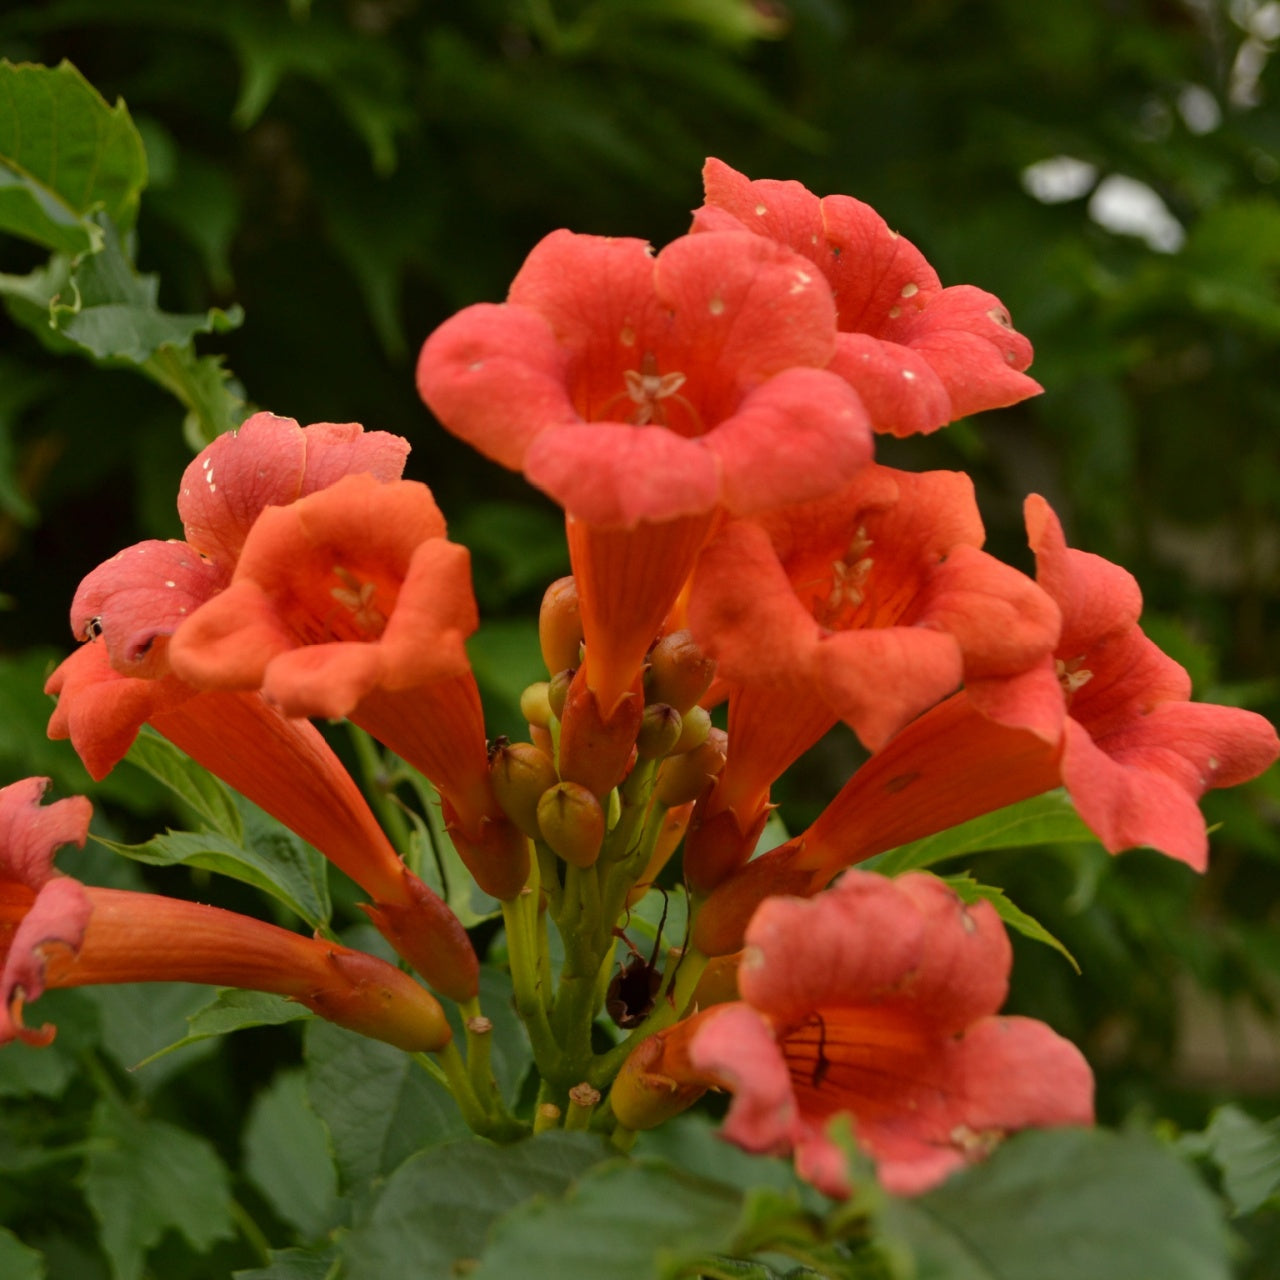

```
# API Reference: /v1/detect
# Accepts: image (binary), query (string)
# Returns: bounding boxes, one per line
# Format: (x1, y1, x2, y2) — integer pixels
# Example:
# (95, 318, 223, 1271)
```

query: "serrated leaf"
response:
(81, 1095, 235, 1280)
(942, 873, 1080, 971)
(244, 1070, 338, 1240)
(130, 990, 312, 1068)
(340, 1133, 605, 1280)
(885, 1128, 1231, 1280)
(48, 216, 242, 362)
(0, 59, 147, 253)
(1182, 1105, 1280, 1216)
(94, 814, 331, 932)
(0, 1229, 45, 1280)
(304, 1018, 467, 1191)
(865, 791, 1098, 876)
(189, 989, 313, 1038)
(124, 727, 243, 838)
(469, 1158, 744, 1280)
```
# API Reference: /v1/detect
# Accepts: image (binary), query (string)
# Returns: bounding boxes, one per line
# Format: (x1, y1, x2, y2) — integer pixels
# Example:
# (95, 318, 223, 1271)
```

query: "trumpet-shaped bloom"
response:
(418, 226, 874, 710)
(46, 642, 479, 1001)
(1, 778, 451, 1053)
(692, 497, 1279, 956)
(72, 412, 410, 679)
(693, 159, 1041, 437)
(167, 474, 528, 899)
(682, 466, 1059, 890)
(619, 871, 1092, 1196)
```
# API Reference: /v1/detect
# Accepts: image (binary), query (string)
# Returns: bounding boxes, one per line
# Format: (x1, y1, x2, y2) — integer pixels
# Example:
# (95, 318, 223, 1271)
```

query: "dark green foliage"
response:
(0, 3, 1277, 1276)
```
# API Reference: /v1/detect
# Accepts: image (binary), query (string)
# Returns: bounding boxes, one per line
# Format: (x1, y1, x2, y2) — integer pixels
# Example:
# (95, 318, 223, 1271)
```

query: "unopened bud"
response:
(536, 781, 605, 867)
(636, 703, 683, 760)
(558, 665, 643, 798)
(491, 741, 558, 838)
(520, 681, 553, 729)
(646, 630, 715, 714)
(539, 577, 583, 675)
(670, 704, 712, 754)
(547, 668, 574, 721)
(655, 727, 727, 807)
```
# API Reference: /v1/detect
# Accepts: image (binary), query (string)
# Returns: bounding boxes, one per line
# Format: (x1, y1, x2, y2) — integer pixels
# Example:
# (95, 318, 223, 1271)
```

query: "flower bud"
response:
(443, 798, 531, 901)
(683, 802, 769, 895)
(520, 681, 553, 729)
(491, 741, 559, 838)
(645, 630, 715, 714)
(670, 704, 712, 754)
(536, 781, 606, 867)
(361, 868, 480, 1002)
(547, 668, 574, 722)
(635, 703, 683, 760)
(539, 576, 583, 675)
(654, 727, 727, 808)
(611, 1027, 708, 1131)
(558, 665, 643, 798)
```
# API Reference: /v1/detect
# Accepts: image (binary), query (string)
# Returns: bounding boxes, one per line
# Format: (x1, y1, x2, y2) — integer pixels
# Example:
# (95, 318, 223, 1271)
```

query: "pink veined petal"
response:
(69, 540, 228, 677)
(705, 368, 873, 516)
(523, 422, 722, 527)
(0, 778, 92, 888)
(828, 334, 952, 437)
(417, 302, 577, 470)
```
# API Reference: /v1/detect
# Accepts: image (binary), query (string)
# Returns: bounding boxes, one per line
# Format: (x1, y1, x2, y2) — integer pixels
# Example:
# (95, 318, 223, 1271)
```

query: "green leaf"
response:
(47, 217, 242, 362)
(188, 989, 313, 1038)
(86, 983, 221, 1092)
(469, 1158, 745, 1280)
(244, 1070, 338, 1241)
(885, 1128, 1231, 1280)
(865, 791, 1098, 876)
(94, 804, 332, 933)
(942, 873, 1080, 971)
(81, 1095, 235, 1280)
(233, 1247, 340, 1280)
(304, 1018, 467, 1191)
(0, 59, 147, 254)
(124, 727, 243, 839)
(340, 1133, 605, 1280)
(130, 990, 312, 1069)
(1181, 1105, 1280, 1216)
(0, 1228, 46, 1280)
(0, 988, 99, 1099)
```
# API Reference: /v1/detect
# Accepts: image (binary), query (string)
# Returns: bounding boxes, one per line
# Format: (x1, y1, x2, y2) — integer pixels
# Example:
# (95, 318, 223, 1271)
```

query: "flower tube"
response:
(1, 778, 451, 1054)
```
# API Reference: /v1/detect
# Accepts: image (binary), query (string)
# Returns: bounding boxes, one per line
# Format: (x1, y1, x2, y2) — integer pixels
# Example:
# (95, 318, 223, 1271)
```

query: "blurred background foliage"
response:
(1, 0, 1278, 1275)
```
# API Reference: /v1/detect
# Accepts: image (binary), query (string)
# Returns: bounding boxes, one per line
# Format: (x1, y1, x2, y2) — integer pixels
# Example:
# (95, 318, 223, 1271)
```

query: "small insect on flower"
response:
(606, 889, 680, 1029)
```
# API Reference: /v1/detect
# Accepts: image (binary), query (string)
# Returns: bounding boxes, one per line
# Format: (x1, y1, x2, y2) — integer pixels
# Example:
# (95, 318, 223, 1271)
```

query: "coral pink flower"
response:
(617, 871, 1092, 1196)
(418, 227, 873, 711)
(45, 642, 479, 1001)
(1, 778, 451, 1053)
(167, 474, 529, 899)
(691, 498, 1279, 956)
(682, 465, 1059, 891)
(694, 159, 1042, 437)
(72, 412, 409, 678)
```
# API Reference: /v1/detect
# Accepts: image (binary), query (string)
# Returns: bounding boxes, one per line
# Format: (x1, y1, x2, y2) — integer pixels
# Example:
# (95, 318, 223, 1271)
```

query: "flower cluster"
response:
(14, 160, 1276, 1200)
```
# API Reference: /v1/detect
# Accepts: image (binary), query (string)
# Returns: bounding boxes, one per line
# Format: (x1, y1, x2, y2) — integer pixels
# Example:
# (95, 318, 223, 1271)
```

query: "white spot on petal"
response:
(901, 282, 919, 298)
(902, 369, 916, 381)
(754, 203, 768, 216)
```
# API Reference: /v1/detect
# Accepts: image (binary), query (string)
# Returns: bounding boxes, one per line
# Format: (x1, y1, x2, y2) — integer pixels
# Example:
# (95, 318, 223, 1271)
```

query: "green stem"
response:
(430, 1040, 492, 1133)
(502, 894, 564, 1077)
(229, 1199, 273, 1267)
(347, 723, 415, 855)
